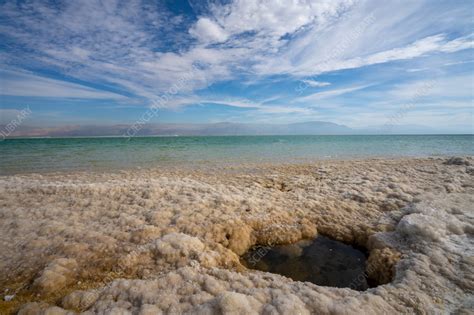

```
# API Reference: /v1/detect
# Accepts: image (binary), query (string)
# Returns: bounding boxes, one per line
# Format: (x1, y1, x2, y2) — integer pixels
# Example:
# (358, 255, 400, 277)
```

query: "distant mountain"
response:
(2, 121, 354, 137)
(3, 121, 467, 138)
(356, 124, 456, 135)
(282, 121, 354, 134)
(195, 121, 353, 135)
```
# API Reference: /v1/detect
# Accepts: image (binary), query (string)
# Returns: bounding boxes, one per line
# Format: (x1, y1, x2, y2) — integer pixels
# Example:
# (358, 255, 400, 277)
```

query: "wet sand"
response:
(0, 157, 473, 314)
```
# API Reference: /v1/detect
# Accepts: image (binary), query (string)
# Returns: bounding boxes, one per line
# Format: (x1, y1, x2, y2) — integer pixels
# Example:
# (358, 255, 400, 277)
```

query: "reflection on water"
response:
(242, 236, 374, 291)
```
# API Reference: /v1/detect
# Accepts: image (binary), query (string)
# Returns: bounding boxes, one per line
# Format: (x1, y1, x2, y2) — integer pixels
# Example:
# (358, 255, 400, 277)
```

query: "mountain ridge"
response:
(2, 121, 469, 138)
(1, 121, 354, 137)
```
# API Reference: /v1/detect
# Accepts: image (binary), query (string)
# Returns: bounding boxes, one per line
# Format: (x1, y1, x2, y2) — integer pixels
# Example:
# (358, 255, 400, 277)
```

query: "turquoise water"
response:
(0, 135, 473, 174)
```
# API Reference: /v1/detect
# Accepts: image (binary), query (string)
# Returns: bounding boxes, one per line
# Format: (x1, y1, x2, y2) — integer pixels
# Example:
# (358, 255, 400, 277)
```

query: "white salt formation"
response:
(0, 157, 472, 314)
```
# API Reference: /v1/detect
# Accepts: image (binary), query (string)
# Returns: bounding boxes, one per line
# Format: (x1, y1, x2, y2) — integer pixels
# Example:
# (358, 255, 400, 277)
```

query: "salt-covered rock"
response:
(62, 289, 100, 310)
(268, 292, 310, 315)
(33, 258, 78, 295)
(216, 292, 262, 314)
(397, 213, 445, 242)
(18, 303, 49, 315)
(42, 306, 69, 315)
(138, 304, 163, 315)
(152, 232, 240, 269)
(444, 157, 470, 166)
(152, 233, 206, 266)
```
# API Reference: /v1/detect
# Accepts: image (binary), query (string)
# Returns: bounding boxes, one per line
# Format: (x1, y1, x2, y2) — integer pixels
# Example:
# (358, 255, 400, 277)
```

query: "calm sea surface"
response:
(0, 135, 473, 174)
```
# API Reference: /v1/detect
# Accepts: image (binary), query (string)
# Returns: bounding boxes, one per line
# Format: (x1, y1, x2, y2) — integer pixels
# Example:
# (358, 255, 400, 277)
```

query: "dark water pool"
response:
(242, 236, 375, 291)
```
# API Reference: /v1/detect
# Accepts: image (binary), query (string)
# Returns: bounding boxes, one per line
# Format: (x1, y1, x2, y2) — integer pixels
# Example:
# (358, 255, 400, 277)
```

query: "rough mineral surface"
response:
(0, 157, 473, 314)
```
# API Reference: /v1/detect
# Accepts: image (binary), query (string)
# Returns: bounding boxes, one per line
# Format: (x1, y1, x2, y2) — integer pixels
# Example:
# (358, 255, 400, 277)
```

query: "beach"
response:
(1, 156, 473, 314)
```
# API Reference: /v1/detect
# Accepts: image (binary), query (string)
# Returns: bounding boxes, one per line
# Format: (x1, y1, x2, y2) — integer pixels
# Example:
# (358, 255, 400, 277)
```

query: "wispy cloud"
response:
(298, 84, 373, 102)
(0, 69, 125, 99)
(193, 97, 311, 115)
(388, 74, 473, 100)
(301, 80, 331, 88)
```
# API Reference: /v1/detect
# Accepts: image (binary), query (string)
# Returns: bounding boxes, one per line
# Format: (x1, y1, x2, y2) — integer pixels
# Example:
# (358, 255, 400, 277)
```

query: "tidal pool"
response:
(242, 236, 376, 291)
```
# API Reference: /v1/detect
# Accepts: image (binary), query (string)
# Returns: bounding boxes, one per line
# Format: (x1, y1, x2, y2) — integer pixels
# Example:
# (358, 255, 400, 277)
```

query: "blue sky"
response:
(0, 0, 473, 132)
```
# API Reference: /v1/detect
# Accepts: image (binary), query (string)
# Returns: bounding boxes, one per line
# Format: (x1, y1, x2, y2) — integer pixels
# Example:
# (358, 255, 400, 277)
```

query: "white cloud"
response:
(389, 74, 474, 100)
(356, 34, 472, 68)
(252, 0, 473, 76)
(443, 60, 474, 67)
(406, 68, 429, 73)
(203, 98, 260, 109)
(189, 18, 228, 43)
(256, 32, 473, 76)
(210, 0, 355, 38)
(301, 80, 331, 87)
(0, 69, 125, 99)
(192, 97, 310, 115)
(257, 106, 312, 115)
(298, 84, 372, 102)
(0, 109, 28, 124)
(439, 34, 473, 53)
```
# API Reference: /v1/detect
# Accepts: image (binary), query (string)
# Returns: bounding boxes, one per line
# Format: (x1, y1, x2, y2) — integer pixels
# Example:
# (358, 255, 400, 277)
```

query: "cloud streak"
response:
(0, 69, 125, 99)
(298, 84, 373, 102)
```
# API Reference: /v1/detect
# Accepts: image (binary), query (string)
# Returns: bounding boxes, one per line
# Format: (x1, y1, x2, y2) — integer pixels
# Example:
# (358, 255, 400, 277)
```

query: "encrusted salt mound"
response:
(152, 232, 241, 269)
(61, 290, 100, 311)
(153, 233, 206, 264)
(32, 258, 78, 295)
(206, 292, 263, 315)
(397, 213, 446, 242)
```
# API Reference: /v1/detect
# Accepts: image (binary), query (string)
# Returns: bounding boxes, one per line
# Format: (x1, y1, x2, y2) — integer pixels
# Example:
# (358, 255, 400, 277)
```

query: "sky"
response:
(0, 0, 473, 132)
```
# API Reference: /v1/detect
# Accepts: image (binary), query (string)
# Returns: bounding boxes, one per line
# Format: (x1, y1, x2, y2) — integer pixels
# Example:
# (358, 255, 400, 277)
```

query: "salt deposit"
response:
(0, 157, 472, 314)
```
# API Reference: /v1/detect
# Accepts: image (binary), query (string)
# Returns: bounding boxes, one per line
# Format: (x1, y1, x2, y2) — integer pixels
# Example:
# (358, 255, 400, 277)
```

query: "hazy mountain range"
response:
(1, 121, 469, 138)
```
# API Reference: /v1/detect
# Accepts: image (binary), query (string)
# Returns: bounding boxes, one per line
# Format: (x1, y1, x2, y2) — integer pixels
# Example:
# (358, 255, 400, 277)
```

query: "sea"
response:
(0, 135, 473, 174)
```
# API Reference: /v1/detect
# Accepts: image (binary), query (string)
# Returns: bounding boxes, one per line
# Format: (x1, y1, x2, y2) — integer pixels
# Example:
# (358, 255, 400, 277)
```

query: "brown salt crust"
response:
(366, 248, 401, 285)
(0, 156, 472, 314)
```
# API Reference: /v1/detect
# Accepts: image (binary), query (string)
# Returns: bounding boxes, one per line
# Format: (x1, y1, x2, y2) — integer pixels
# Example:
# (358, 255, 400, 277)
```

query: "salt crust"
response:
(0, 157, 472, 314)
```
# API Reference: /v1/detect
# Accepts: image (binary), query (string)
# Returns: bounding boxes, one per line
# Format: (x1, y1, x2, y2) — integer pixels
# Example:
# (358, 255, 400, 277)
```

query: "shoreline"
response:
(1, 156, 473, 314)
(0, 155, 466, 177)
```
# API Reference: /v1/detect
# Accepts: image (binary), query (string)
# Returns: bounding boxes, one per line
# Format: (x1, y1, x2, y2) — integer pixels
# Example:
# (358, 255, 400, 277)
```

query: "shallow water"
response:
(242, 236, 373, 291)
(1, 135, 473, 174)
